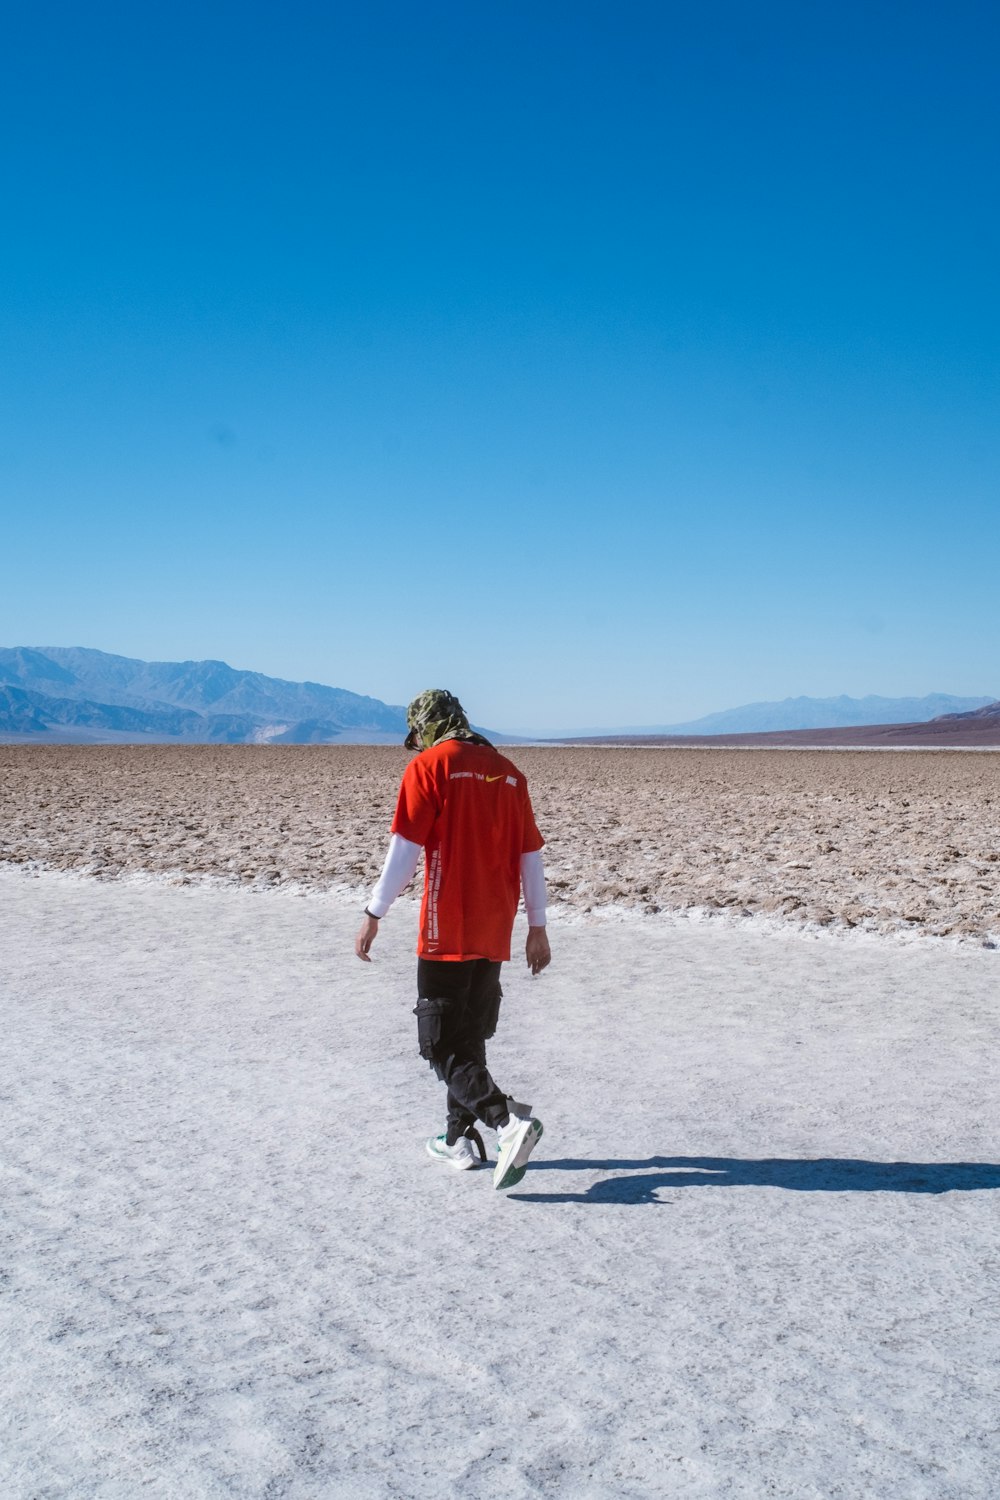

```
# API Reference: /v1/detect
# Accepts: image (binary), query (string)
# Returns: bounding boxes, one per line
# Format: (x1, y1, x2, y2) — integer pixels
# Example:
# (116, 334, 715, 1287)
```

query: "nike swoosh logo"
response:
(485, 775, 503, 782)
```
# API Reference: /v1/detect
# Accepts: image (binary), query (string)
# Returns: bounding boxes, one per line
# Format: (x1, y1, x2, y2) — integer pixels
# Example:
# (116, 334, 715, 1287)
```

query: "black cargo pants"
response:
(414, 958, 509, 1142)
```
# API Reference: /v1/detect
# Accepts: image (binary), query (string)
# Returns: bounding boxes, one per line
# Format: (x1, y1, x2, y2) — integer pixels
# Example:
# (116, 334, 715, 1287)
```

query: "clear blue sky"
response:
(3, 1, 997, 732)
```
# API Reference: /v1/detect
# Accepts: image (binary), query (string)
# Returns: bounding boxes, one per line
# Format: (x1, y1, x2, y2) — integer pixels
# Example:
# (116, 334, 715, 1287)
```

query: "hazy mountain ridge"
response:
(933, 701, 1000, 724)
(0, 684, 278, 742)
(2, 648, 996, 744)
(561, 693, 998, 739)
(0, 647, 403, 724)
(0, 648, 409, 744)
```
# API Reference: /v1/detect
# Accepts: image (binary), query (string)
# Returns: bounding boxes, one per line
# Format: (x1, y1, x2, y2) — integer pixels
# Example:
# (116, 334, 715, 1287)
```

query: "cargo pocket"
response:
(481, 981, 502, 1041)
(413, 998, 449, 1061)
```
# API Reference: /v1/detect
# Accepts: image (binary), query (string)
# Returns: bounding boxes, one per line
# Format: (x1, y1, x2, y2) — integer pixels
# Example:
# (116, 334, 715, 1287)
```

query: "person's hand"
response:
(355, 913, 379, 961)
(526, 926, 551, 976)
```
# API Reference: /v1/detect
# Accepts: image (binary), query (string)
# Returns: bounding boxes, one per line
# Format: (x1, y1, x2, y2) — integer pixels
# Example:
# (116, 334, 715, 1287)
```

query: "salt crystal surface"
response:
(2, 868, 999, 1498)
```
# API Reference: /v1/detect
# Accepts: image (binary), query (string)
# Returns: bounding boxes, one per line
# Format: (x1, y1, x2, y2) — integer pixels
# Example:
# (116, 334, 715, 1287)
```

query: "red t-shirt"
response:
(391, 738, 544, 962)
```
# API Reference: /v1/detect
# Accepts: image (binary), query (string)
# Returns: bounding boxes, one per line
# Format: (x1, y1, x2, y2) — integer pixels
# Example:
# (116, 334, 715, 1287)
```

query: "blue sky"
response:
(3, 0, 997, 732)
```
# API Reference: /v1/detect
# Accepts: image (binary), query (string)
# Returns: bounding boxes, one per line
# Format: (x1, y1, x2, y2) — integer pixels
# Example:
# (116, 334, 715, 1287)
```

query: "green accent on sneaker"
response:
(494, 1118, 543, 1190)
(426, 1133, 482, 1170)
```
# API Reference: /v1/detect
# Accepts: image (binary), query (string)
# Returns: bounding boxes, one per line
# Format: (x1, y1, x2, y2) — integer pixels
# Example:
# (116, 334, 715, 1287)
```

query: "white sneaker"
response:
(493, 1115, 543, 1190)
(425, 1133, 483, 1171)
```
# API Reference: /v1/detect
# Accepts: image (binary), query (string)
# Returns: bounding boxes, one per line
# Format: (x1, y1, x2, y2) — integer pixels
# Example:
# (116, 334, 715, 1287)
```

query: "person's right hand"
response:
(355, 913, 379, 961)
(526, 926, 551, 976)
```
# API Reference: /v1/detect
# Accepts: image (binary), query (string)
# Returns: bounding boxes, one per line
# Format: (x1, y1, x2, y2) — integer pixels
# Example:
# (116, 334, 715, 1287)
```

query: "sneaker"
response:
(493, 1115, 543, 1190)
(425, 1133, 484, 1171)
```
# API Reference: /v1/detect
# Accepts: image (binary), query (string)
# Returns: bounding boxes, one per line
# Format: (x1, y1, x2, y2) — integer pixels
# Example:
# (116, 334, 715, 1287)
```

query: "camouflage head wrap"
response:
(404, 689, 491, 751)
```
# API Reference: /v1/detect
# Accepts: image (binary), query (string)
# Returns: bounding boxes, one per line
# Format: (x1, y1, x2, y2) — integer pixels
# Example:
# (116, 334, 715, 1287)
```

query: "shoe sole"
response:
(425, 1139, 481, 1171)
(494, 1119, 543, 1190)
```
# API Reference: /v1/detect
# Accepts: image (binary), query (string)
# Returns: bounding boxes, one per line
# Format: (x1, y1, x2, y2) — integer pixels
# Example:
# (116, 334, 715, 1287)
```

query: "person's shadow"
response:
(508, 1156, 1000, 1204)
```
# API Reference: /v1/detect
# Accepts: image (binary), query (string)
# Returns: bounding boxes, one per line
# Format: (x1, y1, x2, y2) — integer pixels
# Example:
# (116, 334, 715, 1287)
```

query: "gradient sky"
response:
(3, 1, 998, 733)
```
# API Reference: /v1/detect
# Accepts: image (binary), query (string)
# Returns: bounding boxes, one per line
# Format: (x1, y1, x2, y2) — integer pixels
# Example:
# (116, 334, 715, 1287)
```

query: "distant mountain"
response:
(932, 700, 1000, 725)
(605, 693, 997, 737)
(4, 652, 994, 745)
(0, 647, 410, 744)
(0, 683, 295, 742)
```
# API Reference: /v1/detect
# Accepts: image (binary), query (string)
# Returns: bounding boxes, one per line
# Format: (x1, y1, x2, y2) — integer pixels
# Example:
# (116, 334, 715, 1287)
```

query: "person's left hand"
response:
(355, 913, 379, 961)
(526, 926, 551, 976)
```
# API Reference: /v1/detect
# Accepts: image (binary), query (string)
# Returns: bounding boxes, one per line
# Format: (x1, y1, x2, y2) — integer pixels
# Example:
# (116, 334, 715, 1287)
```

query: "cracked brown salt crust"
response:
(1, 744, 998, 944)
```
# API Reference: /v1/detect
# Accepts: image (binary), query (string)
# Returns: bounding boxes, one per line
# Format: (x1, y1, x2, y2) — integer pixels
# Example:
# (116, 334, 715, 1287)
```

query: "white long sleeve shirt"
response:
(367, 833, 547, 927)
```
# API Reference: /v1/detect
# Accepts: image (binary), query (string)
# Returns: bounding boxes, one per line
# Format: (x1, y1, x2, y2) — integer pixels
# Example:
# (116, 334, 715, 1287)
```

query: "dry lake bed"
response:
(1, 744, 997, 945)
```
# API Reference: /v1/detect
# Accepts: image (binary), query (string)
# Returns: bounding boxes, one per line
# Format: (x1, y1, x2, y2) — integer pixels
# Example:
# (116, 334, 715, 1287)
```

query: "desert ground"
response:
(4, 746, 1000, 1497)
(3, 867, 1000, 1498)
(1, 744, 997, 944)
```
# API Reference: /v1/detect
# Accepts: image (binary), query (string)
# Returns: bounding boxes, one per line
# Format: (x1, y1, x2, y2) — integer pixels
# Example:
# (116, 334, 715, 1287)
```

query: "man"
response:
(355, 688, 550, 1190)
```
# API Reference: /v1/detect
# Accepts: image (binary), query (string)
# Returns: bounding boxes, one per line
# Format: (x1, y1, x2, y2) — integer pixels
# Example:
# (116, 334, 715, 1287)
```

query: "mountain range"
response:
(561, 697, 1000, 749)
(1, 648, 997, 744)
(0, 647, 408, 744)
(574, 693, 999, 738)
